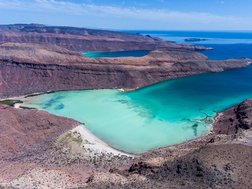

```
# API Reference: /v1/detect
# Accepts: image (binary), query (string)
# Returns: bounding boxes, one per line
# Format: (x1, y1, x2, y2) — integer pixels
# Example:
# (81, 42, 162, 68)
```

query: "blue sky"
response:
(0, 0, 251, 30)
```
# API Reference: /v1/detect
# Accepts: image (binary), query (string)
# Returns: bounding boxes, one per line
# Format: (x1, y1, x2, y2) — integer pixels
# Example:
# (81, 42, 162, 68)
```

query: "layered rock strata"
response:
(0, 42, 250, 98)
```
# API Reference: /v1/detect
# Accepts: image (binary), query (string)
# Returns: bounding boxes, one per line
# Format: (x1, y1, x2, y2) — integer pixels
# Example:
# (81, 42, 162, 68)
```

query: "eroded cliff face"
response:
(0, 24, 184, 52)
(1, 24, 250, 98)
(0, 24, 211, 52)
(213, 99, 252, 136)
(1, 24, 252, 189)
(0, 42, 251, 98)
(0, 57, 250, 98)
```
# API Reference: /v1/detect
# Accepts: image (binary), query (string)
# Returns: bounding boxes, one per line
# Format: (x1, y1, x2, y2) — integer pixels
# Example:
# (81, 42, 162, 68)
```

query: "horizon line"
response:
(2, 23, 252, 33)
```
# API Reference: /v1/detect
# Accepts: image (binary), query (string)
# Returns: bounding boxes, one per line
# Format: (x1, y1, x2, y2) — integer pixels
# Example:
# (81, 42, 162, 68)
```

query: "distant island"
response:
(184, 38, 209, 42)
(0, 24, 251, 189)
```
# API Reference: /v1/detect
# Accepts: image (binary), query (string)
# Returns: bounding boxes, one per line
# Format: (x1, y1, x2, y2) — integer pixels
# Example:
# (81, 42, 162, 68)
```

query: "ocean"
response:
(23, 31, 252, 153)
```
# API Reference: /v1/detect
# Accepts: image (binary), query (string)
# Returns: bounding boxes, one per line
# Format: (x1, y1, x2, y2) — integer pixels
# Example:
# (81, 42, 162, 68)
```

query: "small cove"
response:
(22, 31, 252, 154)
(23, 65, 252, 154)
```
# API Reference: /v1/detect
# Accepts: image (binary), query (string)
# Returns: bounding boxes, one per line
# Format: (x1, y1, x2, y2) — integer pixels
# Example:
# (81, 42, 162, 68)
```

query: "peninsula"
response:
(0, 24, 250, 98)
(0, 24, 251, 189)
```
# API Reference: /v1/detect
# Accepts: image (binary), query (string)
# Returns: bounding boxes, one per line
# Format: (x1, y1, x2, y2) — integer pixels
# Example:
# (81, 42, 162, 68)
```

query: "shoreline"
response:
(0, 94, 134, 158)
(1, 61, 252, 157)
(1, 58, 251, 101)
(73, 125, 134, 157)
(1, 91, 250, 157)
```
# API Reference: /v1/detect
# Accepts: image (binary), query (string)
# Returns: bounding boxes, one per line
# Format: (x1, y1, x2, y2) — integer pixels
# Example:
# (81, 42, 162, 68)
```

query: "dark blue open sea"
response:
(24, 31, 252, 153)
(128, 30, 252, 60)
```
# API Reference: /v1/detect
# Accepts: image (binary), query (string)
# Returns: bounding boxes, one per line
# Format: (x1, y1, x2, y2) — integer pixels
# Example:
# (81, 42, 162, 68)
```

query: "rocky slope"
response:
(0, 24, 206, 52)
(0, 24, 251, 98)
(88, 99, 252, 189)
(0, 104, 89, 188)
(0, 99, 251, 189)
(213, 99, 252, 136)
(0, 42, 250, 98)
(0, 104, 133, 188)
(1, 24, 252, 188)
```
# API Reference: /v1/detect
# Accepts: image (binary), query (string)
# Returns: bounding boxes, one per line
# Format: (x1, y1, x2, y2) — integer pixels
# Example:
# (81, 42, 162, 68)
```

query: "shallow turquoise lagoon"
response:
(23, 65, 252, 154)
(82, 50, 150, 58)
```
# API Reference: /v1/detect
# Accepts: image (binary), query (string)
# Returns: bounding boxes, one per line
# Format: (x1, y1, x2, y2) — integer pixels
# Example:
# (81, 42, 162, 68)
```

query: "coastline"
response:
(1, 59, 252, 157)
(1, 91, 249, 157)
(72, 125, 133, 157)
(1, 24, 252, 188)
(0, 93, 134, 158)
(1, 99, 251, 189)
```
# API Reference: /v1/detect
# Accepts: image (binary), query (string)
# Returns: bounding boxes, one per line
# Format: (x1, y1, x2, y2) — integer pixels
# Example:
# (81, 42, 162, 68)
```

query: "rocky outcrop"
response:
(0, 42, 251, 98)
(0, 25, 250, 98)
(90, 100, 252, 189)
(0, 105, 131, 188)
(0, 99, 252, 188)
(0, 24, 207, 52)
(0, 105, 79, 159)
(109, 144, 251, 189)
(0, 104, 90, 188)
(1, 24, 252, 188)
(213, 99, 252, 135)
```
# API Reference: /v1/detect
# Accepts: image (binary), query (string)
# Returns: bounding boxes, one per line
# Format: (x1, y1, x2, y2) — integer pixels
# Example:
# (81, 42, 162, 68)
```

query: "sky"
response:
(0, 0, 252, 30)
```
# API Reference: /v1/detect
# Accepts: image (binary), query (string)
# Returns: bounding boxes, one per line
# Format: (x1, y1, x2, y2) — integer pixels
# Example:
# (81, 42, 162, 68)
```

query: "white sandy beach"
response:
(3, 94, 133, 158)
(72, 125, 133, 157)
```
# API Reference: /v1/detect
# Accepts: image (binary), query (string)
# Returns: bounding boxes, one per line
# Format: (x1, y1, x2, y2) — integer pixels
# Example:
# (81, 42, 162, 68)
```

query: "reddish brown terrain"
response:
(0, 24, 252, 189)
(0, 105, 93, 188)
(1, 42, 250, 98)
(0, 24, 251, 98)
(0, 24, 207, 52)
(0, 100, 251, 189)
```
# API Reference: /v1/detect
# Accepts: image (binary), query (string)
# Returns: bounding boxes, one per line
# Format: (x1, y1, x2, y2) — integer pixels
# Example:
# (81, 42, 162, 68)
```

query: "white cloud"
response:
(0, 0, 250, 29)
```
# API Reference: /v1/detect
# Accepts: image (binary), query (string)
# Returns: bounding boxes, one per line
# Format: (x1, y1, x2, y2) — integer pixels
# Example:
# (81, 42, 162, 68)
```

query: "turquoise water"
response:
(82, 50, 150, 58)
(23, 31, 252, 154)
(24, 65, 252, 153)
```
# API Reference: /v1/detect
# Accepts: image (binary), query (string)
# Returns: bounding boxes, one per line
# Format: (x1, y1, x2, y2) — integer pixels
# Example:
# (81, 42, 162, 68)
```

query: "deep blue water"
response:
(23, 31, 252, 153)
(82, 50, 150, 58)
(201, 44, 252, 60)
(125, 30, 252, 44)
(126, 30, 252, 60)
(83, 31, 252, 60)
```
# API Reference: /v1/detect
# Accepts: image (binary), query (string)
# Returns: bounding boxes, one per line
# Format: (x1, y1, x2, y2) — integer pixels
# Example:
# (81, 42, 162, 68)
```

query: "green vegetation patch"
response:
(0, 99, 23, 107)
